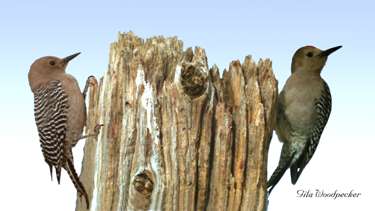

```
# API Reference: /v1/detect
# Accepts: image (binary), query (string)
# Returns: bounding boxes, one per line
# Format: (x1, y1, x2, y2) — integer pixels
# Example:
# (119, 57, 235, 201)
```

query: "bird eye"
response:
(306, 52, 314, 57)
(49, 60, 56, 66)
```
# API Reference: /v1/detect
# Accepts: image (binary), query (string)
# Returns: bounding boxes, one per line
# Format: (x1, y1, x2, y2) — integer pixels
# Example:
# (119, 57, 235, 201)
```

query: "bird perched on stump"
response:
(267, 45, 342, 194)
(28, 52, 102, 209)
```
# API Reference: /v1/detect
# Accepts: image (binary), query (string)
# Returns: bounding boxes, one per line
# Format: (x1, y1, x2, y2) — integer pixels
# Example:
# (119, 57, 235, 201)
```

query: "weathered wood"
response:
(76, 32, 277, 211)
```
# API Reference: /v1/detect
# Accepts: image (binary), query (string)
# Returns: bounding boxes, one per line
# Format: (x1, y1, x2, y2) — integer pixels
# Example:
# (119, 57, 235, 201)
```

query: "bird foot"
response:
(76, 124, 104, 141)
(86, 75, 98, 86)
(93, 123, 104, 136)
(83, 75, 98, 99)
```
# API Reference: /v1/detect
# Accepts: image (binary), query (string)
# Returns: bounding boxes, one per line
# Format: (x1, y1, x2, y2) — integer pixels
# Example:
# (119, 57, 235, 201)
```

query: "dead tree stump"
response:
(76, 32, 278, 211)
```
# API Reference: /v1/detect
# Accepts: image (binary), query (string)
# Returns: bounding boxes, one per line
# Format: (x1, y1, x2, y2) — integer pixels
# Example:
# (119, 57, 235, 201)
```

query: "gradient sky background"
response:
(1, 0, 374, 210)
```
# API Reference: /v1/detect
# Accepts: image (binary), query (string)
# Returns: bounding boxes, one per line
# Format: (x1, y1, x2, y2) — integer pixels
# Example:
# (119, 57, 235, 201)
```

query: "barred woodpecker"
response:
(267, 45, 342, 194)
(28, 52, 102, 209)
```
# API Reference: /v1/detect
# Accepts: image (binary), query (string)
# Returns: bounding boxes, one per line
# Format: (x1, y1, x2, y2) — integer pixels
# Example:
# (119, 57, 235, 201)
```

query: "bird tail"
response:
(290, 163, 302, 185)
(267, 145, 294, 194)
(65, 159, 89, 209)
(290, 146, 311, 185)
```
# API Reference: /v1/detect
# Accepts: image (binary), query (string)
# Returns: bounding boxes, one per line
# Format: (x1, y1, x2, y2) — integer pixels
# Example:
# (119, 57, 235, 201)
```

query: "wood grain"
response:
(76, 32, 277, 211)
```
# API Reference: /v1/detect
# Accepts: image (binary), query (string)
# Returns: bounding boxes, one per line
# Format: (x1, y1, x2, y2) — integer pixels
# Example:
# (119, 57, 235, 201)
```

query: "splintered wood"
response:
(76, 32, 277, 211)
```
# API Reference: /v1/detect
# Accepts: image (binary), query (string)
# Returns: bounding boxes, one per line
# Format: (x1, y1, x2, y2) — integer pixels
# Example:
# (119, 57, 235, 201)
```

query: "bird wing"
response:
(33, 80, 69, 184)
(290, 81, 332, 184)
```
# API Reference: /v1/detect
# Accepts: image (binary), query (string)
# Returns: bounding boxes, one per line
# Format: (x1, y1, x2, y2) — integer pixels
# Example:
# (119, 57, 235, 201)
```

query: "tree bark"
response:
(76, 32, 278, 211)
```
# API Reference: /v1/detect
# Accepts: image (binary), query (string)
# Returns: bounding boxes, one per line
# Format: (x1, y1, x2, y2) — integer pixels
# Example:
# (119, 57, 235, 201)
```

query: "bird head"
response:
(28, 52, 80, 91)
(291, 45, 341, 74)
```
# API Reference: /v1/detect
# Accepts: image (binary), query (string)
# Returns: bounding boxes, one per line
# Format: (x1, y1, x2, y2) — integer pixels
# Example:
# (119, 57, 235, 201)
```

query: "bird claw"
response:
(94, 124, 104, 136)
(83, 76, 98, 99)
(86, 75, 98, 87)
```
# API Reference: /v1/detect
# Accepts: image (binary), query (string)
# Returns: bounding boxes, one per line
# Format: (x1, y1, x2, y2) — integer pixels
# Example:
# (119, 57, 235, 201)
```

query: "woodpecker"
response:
(28, 53, 101, 209)
(267, 45, 342, 194)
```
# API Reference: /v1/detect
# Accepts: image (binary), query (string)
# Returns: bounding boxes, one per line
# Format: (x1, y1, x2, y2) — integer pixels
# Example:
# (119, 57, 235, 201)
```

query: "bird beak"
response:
(63, 52, 81, 64)
(320, 46, 342, 57)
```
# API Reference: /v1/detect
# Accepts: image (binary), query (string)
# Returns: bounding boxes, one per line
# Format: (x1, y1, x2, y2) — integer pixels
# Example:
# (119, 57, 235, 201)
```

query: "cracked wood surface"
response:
(76, 32, 277, 211)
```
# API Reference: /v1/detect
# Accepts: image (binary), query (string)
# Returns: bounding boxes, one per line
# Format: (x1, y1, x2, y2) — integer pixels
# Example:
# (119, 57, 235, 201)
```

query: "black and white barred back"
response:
(33, 80, 90, 208)
(291, 81, 332, 184)
(33, 80, 68, 183)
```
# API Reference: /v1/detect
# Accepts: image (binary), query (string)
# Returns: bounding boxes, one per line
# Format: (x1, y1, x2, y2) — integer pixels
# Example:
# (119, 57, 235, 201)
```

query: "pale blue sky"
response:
(0, 0, 374, 210)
